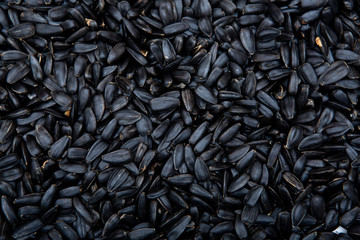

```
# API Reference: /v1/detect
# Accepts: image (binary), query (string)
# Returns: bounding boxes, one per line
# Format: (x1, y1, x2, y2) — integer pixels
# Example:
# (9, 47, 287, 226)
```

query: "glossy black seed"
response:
(8, 23, 35, 39)
(6, 62, 30, 84)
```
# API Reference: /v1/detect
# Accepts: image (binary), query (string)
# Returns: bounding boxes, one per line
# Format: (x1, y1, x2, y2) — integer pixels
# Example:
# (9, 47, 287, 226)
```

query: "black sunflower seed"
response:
(150, 97, 180, 112)
(8, 22, 35, 39)
(6, 62, 30, 84)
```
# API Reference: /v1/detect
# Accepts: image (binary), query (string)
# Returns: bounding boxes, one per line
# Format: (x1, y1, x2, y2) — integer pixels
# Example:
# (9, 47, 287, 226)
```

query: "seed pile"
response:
(0, 0, 360, 239)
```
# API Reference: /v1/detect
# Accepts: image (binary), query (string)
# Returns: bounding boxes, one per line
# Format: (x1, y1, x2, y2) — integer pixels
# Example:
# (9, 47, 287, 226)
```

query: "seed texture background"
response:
(0, 0, 359, 239)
